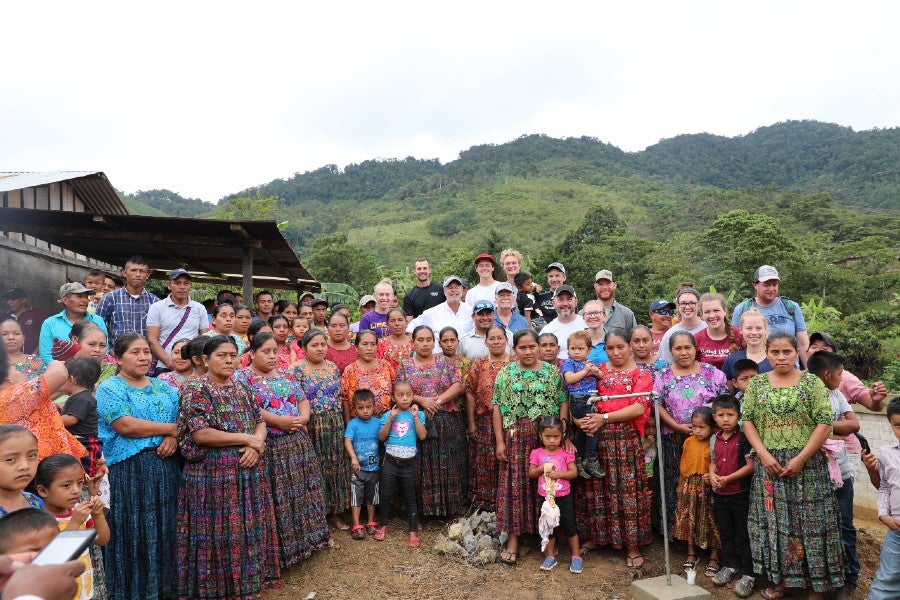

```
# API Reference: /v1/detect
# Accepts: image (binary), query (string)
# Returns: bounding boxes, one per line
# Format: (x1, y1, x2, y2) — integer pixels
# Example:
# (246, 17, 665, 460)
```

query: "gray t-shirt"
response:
(656, 320, 708, 365)
(828, 388, 854, 481)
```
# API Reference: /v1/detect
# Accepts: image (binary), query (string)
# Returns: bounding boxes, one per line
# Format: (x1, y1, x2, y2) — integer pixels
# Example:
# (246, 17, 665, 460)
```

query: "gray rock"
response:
(476, 548, 498, 564)
(462, 533, 476, 553)
(475, 535, 496, 552)
(448, 521, 466, 539)
(433, 535, 465, 556)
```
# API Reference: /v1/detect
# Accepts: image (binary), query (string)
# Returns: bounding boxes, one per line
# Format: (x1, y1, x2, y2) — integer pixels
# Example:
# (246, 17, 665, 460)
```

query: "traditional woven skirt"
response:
(470, 412, 498, 510)
(265, 430, 331, 567)
(575, 421, 651, 549)
(673, 473, 719, 549)
(104, 450, 181, 600)
(308, 409, 350, 515)
(495, 417, 539, 534)
(749, 449, 844, 592)
(660, 432, 686, 539)
(177, 448, 281, 600)
(418, 410, 467, 517)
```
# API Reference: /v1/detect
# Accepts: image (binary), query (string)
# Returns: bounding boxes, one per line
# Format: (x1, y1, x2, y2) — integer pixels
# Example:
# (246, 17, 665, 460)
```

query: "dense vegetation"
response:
(124, 120, 900, 386)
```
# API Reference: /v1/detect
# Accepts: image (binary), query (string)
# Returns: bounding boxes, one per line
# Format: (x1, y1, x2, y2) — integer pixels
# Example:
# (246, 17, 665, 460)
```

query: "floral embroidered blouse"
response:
(653, 363, 728, 435)
(340, 359, 396, 416)
(177, 374, 261, 462)
(492, 361, 567, 430)
(395, 355, 463, 412)
(234, 368, 305, 436)
(292, 360, 342, 412)
(741, 371, 832, 451)
(466, 355, 511, 416)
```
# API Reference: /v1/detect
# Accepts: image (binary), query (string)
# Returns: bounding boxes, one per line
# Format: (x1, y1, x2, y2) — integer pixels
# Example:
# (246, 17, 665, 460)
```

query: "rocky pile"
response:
(432, 511, 506, 565)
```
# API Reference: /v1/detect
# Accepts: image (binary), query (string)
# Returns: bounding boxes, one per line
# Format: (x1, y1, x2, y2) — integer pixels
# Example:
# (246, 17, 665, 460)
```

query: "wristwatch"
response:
(602, 413, 609, 424)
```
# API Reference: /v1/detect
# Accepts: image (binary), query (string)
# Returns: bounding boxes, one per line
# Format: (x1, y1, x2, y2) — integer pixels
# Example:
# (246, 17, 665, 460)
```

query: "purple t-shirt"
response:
(359, 310, 390, 339)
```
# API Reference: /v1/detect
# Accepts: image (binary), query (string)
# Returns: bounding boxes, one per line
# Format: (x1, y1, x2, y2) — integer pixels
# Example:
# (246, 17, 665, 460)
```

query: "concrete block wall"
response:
(853, 401, 897, 518)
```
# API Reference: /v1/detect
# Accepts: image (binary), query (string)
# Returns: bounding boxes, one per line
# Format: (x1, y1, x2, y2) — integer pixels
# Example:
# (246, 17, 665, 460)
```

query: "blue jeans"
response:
(868, 528, 900, 600)
(836, 477, 859, 589)
(569, 395, 598, 458)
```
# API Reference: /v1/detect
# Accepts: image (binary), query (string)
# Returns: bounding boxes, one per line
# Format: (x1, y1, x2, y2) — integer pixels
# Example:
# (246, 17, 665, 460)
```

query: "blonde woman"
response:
(722, 308, 771, 380)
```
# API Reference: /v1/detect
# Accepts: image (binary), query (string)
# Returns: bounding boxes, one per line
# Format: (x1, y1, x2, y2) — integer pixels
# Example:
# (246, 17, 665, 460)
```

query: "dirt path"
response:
(268, 517, 887, 600)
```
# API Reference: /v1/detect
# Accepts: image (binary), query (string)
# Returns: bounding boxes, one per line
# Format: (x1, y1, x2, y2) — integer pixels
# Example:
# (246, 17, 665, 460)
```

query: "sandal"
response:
(682, 555, 697, 571)
(760, 587, 785, 600)
(350, 525, 366, 540)
(366, 521, 379, 536)
(704, 559, 720, 577)
(499, 549, 518, 564)
(627, 553, 644, 568)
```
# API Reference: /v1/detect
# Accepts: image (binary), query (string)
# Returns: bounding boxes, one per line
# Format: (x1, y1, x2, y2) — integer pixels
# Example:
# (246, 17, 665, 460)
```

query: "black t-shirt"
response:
(62, 390, 98, 438)
(402, 284, 446, 318)
(533, 290, 557, 324)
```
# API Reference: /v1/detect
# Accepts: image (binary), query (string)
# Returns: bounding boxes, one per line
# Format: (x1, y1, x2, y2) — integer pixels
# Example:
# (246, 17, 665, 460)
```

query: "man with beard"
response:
(592, 269, 636, 333)
(541, 285, 586, 360)
(407, 276, 473, 350)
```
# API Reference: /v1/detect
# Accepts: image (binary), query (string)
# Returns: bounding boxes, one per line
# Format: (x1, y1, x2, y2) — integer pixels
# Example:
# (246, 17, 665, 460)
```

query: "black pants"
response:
(713, 490, 754, 575)
(378, 455, 418, 532)
(569, 395, 599, 458)
(552, 493, 578, 538)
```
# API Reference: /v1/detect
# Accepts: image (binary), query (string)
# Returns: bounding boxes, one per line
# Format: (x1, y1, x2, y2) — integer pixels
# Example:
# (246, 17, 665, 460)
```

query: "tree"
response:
(215, 191, 280, 221)
(303, 233, 379, 293)
(700, 210, 803, 281)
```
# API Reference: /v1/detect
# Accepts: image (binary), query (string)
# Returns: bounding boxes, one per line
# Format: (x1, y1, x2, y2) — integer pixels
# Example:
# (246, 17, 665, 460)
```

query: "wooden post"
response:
(242, 245, 254, 305)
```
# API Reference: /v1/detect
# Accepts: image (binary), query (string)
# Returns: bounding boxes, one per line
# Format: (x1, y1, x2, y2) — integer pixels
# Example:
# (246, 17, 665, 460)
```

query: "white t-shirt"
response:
(541, 316, 587, 360)
(464, 281, 501, 307)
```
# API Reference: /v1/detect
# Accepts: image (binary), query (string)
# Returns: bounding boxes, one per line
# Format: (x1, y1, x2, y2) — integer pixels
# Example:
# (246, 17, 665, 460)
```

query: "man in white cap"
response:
(541, 285, 586, 360)
(407, 275, 474, 349)
(493, 283, 530, 334)
(592, 269, 637, 333)
(38, 282, 108, 364)
(350, 294, 376, 334)
(732, 265, 809, 359)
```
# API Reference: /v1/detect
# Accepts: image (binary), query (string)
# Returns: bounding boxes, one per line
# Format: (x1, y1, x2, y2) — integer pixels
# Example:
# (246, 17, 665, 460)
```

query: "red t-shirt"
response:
(694, 327, 743, 370)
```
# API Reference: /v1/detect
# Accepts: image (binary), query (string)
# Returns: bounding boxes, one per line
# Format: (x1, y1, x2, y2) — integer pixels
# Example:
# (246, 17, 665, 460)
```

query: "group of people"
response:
(0, 252, 897, 600)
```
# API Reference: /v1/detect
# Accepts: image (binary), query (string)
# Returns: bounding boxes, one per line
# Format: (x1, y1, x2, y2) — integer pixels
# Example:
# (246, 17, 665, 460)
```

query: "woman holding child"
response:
(395, 325, 465, 518)
(235, 332, 331, 567)
(575, 328, 653, 567)
(742, 331, 844, 599)
(96, 332, 180, 600)
(493, 329, 568, 564)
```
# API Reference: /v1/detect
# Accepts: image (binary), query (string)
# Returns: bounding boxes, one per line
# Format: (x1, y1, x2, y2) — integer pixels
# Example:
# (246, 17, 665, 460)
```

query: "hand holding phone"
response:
(31, 530, 97, 566)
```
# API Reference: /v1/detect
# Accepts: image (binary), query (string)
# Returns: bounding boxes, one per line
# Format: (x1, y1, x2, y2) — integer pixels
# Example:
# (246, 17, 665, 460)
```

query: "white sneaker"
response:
(733, 575, 755, 598)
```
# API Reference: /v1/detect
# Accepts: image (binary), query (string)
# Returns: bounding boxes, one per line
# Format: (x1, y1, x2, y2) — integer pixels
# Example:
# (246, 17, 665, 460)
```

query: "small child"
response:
(0, 425, 43, 517)
(343, 389, 383, 540)
(60, 357, 103, 479)
(561, 330, 603, 479)
(673, 406, 720, 578)
(157, 338, 194, 391)
(868, 397, 900, 599)
(528, 416, 583, 574)
(729, 359, 759, 401)
(708, 395, 756, 597)
(374, 382, 427, 547)
(809, 350, 862, 596)
(514, 272, 539, 325)
(0, 507, 59, 554)
(84, 270, 105, 314)
(32, 453, 110, 600)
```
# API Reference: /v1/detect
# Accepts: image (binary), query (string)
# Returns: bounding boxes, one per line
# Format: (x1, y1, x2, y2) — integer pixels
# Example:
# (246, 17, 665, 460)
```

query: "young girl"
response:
(561, 330, 603, 479)
(528, 416, 583, 574)
(289, 315, 310, 361)
(184, 336, 209, 378)
(157, 338, 194, 390)
(375, 308, 412, 369)
(0, 425, 42, 516)
(673, 406, 721, 576)
(374, 382, 427, 547)
(32, 453, 110, 600)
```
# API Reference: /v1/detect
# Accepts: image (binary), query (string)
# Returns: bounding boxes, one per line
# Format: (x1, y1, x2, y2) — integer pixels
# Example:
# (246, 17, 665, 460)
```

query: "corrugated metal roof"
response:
(0, 171, 128, 215)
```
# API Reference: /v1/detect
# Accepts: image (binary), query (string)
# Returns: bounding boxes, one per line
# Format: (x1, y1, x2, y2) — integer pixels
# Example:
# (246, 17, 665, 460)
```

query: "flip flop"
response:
(499, 549, 518, 564)
(627, 553, 644, 568)
(705, 559, 720, 577)
(760, 588, 785, 600)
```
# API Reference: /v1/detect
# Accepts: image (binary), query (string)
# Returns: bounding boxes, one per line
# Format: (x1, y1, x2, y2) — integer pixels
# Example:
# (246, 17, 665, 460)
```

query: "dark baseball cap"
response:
(472, 300, 495, 314)
(3, 288, 27, 299)
(553, 285, 577, 298)
(216, 290, 236, 305)
(809, 332, 838, 352)
(310, 297, 329, 307)
(474, 253, 495, 265)
(168, 268, 191, 280)
(649, 299, 676, 312)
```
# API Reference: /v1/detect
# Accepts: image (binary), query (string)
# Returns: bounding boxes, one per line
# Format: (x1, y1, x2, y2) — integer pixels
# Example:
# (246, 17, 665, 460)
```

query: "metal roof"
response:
(0, 172, 128, 215)
(0, 207, 319, 291)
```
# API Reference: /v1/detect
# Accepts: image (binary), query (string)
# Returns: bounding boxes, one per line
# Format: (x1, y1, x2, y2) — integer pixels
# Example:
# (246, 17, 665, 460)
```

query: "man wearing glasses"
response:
(592, 269, 637, 333)
(648, 299, 676, 356)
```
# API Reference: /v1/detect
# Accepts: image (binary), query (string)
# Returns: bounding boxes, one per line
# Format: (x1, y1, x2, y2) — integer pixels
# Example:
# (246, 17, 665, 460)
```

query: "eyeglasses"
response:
(652, 309, 676, 316)
(583, 311, 605, 317)
(678, 301, 698, 308)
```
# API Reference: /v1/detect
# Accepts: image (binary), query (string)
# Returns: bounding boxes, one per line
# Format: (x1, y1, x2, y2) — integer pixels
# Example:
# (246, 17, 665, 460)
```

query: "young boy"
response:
(60, 358, 102, 479)
(0, 507, 59, 554)
(514, 272, 539, 326)
(374, 382, 427, 547)
(708, 394, 755, 598)
(343, 389, 383, 540)
(561, 330, 603, 479)
(868, 397, 900, 599)
(729, 359, 759, 400)
(83, 270, 106, 314)
(808, 350, 862, 598)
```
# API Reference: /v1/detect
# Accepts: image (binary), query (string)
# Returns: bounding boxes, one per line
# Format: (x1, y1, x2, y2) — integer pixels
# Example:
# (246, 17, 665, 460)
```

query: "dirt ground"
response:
(269, 516, 887, 600)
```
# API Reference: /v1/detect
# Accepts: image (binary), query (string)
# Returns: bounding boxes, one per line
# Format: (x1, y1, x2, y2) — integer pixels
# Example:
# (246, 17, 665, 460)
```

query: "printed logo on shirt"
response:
(430, 292, 439, 297)
(393, 421, 410, 437)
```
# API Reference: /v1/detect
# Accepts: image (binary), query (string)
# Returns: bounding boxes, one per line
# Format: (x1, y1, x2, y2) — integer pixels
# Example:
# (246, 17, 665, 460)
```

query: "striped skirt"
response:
(418, 410, 467, 517)
(104, 450, 181, 600)
(177, 448, 281, 599)
(660, 432, 686, 539)
(470, 412, 498, 510)
(265, 430, 331, 567)
(673, 474, 719, 549)
(575, 421, 651, 549)
(308, 409, 350, 515)
(749, 449, 844, 592)
(496, 417, 540, 535)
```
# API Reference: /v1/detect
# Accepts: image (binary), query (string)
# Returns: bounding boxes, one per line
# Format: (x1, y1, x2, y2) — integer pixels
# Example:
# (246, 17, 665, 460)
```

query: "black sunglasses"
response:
(652, 309, 676, 316)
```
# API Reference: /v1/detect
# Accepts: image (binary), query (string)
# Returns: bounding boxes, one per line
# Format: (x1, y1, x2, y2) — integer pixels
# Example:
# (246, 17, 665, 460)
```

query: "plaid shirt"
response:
(98, 287, 159, 345)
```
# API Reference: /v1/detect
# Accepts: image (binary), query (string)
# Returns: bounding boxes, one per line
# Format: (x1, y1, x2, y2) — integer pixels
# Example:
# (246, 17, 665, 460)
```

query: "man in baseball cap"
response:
(3, 288, 46, 355)
(494, 282, 530, 334)
(541, 285, 586, 359)
(146, 268, 209, 373)
(350, 295, 377, 333)
(406, 275, 474, 348)
(648, 299, 676, 356)
(458, 300, 512, 360)
(533, 262, 567, 327)
(591, 269, 637, 333)
(466, 253, 502, 308)
(38, 282, 108, 364)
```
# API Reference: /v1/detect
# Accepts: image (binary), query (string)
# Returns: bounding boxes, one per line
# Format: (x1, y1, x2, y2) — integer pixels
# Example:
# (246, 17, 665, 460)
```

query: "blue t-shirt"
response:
(561, 359, 598, 396)
(587, 339, 609, 365)
(344, 416, 383, 472)
(381, 410, 425, 459)
(732, 297, 807, 337)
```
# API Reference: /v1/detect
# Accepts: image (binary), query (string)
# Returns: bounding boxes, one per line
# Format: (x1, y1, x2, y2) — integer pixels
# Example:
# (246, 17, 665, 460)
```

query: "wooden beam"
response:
(229, 223, 299, 284)
(242, 246, 254, 304)
(2, 224, 235, 246)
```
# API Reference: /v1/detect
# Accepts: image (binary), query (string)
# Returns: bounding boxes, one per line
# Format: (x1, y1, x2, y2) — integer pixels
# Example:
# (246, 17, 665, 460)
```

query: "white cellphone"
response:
(30, 530, 97, 566)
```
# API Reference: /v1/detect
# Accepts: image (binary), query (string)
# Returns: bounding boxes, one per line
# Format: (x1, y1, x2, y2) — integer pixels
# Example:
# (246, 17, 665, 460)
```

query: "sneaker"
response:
(540, 556, 558, 571)
(733, 575, 755, 598)
(711, 566, 736, 586)
(576, 457, 592, 480)
(569, 556, 584, 574)
(584, 456, 605, 478)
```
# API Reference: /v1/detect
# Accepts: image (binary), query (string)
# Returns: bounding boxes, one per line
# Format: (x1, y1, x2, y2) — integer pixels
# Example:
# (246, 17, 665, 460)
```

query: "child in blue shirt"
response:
(561, 331, 603, 479)
(344, 389, 383, 540)
(374, 382, 427, 547)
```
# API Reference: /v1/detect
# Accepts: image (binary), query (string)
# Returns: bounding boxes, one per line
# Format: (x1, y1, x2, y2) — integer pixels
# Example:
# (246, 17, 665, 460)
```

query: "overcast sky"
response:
(3, 1, 898, 202)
